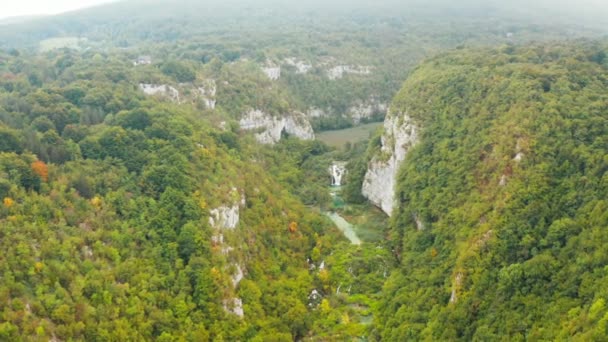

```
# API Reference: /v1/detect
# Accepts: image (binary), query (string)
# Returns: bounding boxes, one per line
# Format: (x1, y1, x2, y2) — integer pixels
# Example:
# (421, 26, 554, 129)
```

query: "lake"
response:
(316, 122, 383, 149)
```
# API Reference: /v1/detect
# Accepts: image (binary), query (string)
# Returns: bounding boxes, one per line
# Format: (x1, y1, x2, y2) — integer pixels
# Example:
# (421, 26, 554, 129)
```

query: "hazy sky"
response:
(0, 0, 117, 19)
(1, 0, 607, 21)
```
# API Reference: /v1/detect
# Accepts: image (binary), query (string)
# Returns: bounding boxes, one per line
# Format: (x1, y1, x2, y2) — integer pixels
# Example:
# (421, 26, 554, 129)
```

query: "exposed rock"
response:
(211, 234, 224, 245)
(513, 152, 524, 162)
(139, 83, 180, 102)
(239, 109, 315, 144)
(231, 264, 244, 287)
(133, 55, 152, 66)
(308, 289, 322, 308)
(362, 110, 419, 216)
(329, 162, 347, 187)
(284, 57, 313, 74)
(209, 205, 239, 229)
(306, 100, 386, 124)
(82, 245, 93, 258)
(198, 79, 217, 109)
(223, 298, 244, 317)
(414, 214, 425, 231)
(262, 65, 281, 80)
(499, 174, 508, 187)
(349, 102, 387, 124)
(306, 108, 329, 118)
(513, 138, 525, 162)
(327, 65, 372, 80)
(450, 272, 463, 304)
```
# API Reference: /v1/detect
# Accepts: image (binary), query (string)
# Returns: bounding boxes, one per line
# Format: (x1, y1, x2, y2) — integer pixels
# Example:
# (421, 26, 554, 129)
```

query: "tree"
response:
(31, 160, 48, 182)
(161, 61, 196, 82)
(0, 128, 22, 153)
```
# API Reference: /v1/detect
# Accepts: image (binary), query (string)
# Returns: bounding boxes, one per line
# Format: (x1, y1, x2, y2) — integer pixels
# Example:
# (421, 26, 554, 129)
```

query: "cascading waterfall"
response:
(329, 162, 347, 186)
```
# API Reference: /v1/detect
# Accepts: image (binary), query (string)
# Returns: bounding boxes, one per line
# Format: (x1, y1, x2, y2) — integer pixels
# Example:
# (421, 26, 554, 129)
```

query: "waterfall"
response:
(329, 162, 347, 186)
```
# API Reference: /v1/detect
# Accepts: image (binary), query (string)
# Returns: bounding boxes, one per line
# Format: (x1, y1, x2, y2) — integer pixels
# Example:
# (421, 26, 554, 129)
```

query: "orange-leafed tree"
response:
(289, 221, 298, 233)
(3, 197, 14, 208)
(31, 160, 48, 182)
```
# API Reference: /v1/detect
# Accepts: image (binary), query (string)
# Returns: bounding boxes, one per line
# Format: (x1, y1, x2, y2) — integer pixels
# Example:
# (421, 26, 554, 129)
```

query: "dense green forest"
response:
(374, 41, 608, 340)
(2, 0, 608, 340)
(0, 48, 394, 340)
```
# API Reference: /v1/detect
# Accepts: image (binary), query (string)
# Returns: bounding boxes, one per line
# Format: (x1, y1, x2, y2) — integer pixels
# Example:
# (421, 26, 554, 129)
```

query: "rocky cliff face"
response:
(327, 65, 372, 80)
(362, 110, 418, 216)
(262, 66, 281, 80)
(239, 109, 315, 144)
(305, 99, 386, 125)
(349, 101, 387, 124)
(284, 57, 312, 74)
(198, 79, 217, 109)
(139, 83, 180, 102)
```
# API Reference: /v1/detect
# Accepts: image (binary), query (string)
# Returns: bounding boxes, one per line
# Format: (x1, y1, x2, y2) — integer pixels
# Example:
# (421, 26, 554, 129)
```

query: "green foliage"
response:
(0, 127, 22, 153)
(375, 41, 608, 341)
(161, 60, 196, 83)
(0, 50, 344, 341)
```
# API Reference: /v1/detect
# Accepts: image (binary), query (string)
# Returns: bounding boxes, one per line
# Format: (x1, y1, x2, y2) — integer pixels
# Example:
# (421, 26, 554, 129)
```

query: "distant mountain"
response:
(0, 0, 606, 50)
(0, 15, 45, 26)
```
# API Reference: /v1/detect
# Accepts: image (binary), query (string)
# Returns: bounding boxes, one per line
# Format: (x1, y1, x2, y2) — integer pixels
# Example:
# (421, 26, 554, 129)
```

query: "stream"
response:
(326, 212, 362, 245)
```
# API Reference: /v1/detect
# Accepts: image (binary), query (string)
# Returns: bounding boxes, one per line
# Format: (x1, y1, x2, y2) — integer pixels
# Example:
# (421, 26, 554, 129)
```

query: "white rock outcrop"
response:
(362, 110, 418, 216)
(306, 108, 329, 118)
(327, 65, 372, 80)
(262, 66, 281, 80)
(231, 264, 244, 287)
(223, 298, 244, 317)
(239, 109, 315, 144)
(198, 79, 217, 109)
(349, 102, 387, 124)
(139, 84, 180, 102)
(450, 272, 463, 304)
(209, 205, 239, 229)
(284, 57, 313, 74)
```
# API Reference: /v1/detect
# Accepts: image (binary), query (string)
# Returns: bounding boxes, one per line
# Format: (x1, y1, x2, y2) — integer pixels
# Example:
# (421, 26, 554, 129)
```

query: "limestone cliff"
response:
(139, 83, 180, 102)
(349, 101, 387, 124)
(305, 99, 386, 125)
(197, 79, 217, 109)
(239, 109, 315, 144)
(362, 110, 418, 216)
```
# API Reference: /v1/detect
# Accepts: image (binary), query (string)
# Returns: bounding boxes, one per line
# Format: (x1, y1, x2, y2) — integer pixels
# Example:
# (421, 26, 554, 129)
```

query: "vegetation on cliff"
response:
(376, 41, 608, 340)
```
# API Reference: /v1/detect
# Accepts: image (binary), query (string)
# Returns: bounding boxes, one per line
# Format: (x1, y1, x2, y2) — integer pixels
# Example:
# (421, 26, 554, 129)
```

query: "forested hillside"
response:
(374, 42, 608, 340)
(2, 1, 608, 340)
(2, 0, 605, 131)
(0, 48, 377, 340)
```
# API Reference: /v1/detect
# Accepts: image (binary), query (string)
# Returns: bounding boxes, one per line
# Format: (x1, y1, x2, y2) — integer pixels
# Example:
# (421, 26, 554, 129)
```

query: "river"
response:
(326, 212, 362, 245)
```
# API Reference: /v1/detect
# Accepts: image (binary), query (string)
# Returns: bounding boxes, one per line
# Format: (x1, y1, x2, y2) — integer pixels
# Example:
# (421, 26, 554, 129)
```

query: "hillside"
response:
(0, 48, 366, 340)
(370, 41, 608, 340)
(2, 1, 608, 340)
(1, 0, 606, 131)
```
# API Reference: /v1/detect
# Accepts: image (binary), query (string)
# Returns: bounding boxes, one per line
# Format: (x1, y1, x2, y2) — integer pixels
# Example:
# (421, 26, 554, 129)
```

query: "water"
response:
(326, 212, 362, 245)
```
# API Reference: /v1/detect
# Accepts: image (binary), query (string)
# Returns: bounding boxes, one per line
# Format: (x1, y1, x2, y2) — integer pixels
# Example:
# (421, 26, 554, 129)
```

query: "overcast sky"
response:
(0, 0, 117, 19)
(1, 0, 608, 20)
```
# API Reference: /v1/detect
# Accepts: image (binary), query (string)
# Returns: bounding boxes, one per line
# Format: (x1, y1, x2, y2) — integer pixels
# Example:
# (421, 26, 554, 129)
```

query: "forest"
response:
(0, 43, 392, 340)
(373, 42, 608, 340)
(1, 0, 608, 340)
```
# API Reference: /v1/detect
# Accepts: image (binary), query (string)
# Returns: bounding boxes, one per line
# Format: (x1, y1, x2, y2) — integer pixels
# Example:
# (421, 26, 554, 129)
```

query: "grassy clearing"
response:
(317, 122, 382, 149)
